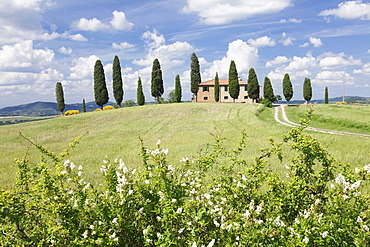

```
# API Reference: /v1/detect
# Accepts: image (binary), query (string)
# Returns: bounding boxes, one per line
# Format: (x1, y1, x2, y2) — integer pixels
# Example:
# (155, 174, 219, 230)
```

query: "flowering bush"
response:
(103, 105, 115, 110)
(94, 108, 102, 112)
(64, 110, 79, 116)
(0, 109, 369, 246)
(336, 102, 347, 105)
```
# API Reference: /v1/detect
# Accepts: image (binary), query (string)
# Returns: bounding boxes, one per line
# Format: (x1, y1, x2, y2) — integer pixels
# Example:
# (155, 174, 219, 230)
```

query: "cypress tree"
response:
(263, 77, 275, 102)
(228, 60, 239, 102)
(55, 82, 65, 114)
(190, 52, 201, 102)
(283, 73, 293, 105)
(112, 55, 124, 107)
(151, 58, 164, 103)
(303, 77, 312, 104)
(94, 60, 109, 109)
(82, 98, 86, 113)
(214, 72, 220, 102)
(325, 87, 329, 104)
(247, 68, 260, 103)
(137, 77, 145, 106)
(174, 74, 182, 103)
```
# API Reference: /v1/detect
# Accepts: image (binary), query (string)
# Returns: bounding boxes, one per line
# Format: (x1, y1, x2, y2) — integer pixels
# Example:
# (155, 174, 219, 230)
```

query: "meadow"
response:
(0, 102, 369, 187)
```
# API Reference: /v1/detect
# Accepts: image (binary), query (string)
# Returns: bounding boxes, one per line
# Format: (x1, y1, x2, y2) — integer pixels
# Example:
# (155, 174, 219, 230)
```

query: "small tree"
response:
(247, 68, 260, 103)
(228, 60, 239, 102)
(263, 77, 275, 103)
(151, 58, 164, 103)
(275, 95, 282, 103)
(82, 98, 86, 113)
(190, 52, 201, 102)
(112, 55, 124, 107)
(283, 73, 293, 105)
(55, 82, 65, 115)
(303, 77, 312, 104)
(94, 60, 109, 109)
(167, 90, 176, 103)
(325, 87, 329, 104)
(174, 74, 182, 103)
(137, 77, 145, 106)
(214, 72, 220, 102)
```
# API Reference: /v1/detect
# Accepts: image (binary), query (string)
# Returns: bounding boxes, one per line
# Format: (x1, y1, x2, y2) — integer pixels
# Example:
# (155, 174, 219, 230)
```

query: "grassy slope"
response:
(1, 103, 369, 187)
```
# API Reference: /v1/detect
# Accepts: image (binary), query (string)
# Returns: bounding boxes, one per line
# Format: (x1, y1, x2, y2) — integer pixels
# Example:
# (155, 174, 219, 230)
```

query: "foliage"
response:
(94, 108, 102, 112)
(151, 59, 164, 102)
(260, 98, 272, 108)
(55, 82, 65, 114)
(247, 68, 260, 103)
(137, 77, 145, 106)
(124, 100, 135, 107)
(275, 95, 282, 103)
(174, 74, 182, 103)
(303, 78, 312, 103)
(103, 105, 115, 110)
(167, 90, 176, 103)
(1, 110, 370, 246)
(283, 73, 293, 104)
(336, 102, 347, 105)
(190, 52, 201, 102)
(94, 60, 109, 109)
(228, 60, 239, 102)
(82, 98, 86, 113)
(214, 72, 220, 102)
(64, 110, 79, 116)
(325, 87, 329, 104)
(113, 55, 124, 107)
(263, 77, 275, 103)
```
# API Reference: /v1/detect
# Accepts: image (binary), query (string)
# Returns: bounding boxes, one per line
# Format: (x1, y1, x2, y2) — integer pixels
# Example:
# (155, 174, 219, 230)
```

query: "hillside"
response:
(0, 103, 369, 188)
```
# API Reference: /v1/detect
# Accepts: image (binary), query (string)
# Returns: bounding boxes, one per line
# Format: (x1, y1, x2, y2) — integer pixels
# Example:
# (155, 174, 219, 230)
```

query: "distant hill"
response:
(0, 101, 114, 116)
(277, 96, 370, 105)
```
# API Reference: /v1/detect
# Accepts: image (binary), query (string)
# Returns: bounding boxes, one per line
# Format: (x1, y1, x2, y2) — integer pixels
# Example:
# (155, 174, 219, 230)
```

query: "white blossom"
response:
(82, 230, 88, 238)
(357, 216, 363, 223)
(302, 236, 309, 243)
(156, 139, 161, 146)
(112, 218, 118, 224)
(207, 239, 216, 247)
(363, 164, 370, 173)
(320, 231, 328, 238)
(244, 209, 251, 218)
(176, 207, 183, 214)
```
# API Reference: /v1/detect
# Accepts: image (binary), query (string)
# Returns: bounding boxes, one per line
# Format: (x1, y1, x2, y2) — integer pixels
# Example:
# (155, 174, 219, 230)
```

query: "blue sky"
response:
(1, 0, 370, 107)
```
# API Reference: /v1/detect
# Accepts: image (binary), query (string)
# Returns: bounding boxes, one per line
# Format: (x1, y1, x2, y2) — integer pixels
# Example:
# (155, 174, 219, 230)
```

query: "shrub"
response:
(103, 105, 115, 110)
(336, 102, 347, 105)
(94, 108, 102, 112)
(260, 98, 272, 108)
(64, 110, 79, 116)
(1, 110, 369, 246)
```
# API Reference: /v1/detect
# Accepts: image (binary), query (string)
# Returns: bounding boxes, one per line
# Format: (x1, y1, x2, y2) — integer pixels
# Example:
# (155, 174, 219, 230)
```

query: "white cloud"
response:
(266, 56, 291, 68)
(182, 0, 293, 25)
(280, 32, 295, 46)
(69, 55, 100, 80)
(284, 54, 316, 71)
(203, 39, 259, 80)
(319, 0, 370, 20)
(0, 40, 54, 71)
(367, 49, 370, 53)
(112, 42, 136, 50)
(141, 29, 166, 49)
(58, 46, 72, 54)
(354, 62, 370, 75)
(299, 42, 309, 47)
(247, 36, 276, 48)
(65, 33, 88, 42)
(309, 37, 323, 47)
(71, 18, 109, 31)
(280, 18, 302, 23)
(110, 11, 134, 31)
(318, 52, 362, 69)
(314, 71, 353, 85)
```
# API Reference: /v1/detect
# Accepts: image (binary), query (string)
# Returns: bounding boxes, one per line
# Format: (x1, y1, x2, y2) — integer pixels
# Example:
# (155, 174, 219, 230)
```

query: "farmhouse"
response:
(194, 78, 254, 103)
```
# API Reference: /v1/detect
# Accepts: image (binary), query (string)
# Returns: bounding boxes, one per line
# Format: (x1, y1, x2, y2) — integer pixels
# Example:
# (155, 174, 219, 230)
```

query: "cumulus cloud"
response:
(299, 42, 309, 47)
(247, 36, 276, 48)
(280, 18, 302, 23)
(318, 52, 361, 69)
(69, 55, 100, 80)
(0, 40, 54, 71)
(71, 11, 134, 32)
(319, 0, 370, 20)
(309, 37, 323, 47)
(182, 0, 293, 25)
(202, 39, 259, 80)
(354, 62, 370, 75)
(110, 11, 134, 31)
(280, 32, 295, 46)
(266, 56, 291, 68)
(314, 71, 353, 85)
(112, 42, 136, 50)
(58, 46, 72, 54)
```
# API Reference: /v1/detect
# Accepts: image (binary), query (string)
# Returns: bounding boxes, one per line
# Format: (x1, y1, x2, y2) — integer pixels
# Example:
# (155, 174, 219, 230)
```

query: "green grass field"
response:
(1, 103, 369, 187)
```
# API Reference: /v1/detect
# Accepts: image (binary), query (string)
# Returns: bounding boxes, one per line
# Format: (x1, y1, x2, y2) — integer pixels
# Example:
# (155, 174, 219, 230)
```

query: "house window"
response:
(203, 86, 209, 92)
(244, 85, 248, 91)
(224, 86, 228, 91)
(224, 96, 228, 100)
(244, 96, 248, 99)
(204, 97, 208, 101)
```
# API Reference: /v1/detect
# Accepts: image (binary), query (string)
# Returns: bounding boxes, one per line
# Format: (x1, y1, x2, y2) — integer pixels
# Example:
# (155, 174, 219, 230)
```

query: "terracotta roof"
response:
(199, 79, 248, 86)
